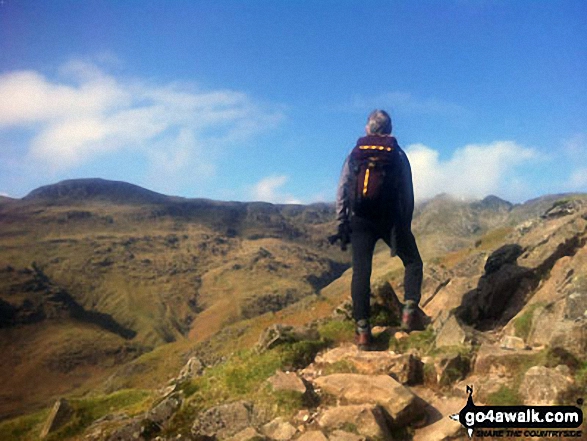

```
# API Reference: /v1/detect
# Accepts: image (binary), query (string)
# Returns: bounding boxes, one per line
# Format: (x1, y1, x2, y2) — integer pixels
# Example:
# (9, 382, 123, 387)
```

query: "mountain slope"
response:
(1, 178, 586, 425)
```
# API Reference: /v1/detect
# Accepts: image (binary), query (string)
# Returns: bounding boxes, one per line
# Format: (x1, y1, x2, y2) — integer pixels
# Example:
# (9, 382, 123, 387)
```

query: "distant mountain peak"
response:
(23, 178, 170, 205)
(475, 195, 513, 210)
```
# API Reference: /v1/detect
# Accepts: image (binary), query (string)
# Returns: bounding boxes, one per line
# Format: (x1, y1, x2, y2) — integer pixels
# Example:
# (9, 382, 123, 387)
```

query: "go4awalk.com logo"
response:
(450, 386, 584, 438)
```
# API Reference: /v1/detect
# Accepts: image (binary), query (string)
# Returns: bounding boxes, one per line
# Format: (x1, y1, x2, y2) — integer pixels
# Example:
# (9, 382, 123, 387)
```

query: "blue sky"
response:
(0, 1, 586, 204)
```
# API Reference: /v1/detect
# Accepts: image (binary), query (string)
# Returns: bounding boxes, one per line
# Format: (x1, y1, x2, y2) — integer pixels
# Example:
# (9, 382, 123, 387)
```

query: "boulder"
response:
(453, 374, 515, 404)
(500, 335, 527, 350)
(145, 392, 182, 428)
(267, 370, 309, 394)
(105, 418, 145, 441)
(310, 345, 422, 384)
(411, 386, 465, 441)
(413, 417, 464, 441)
(191, 400, 254, 439)
(455, 244, 532, 328)
(527, 303, 587, 361)
(225, 427, 266, 441)
(317, 404, 391, 439)
(295, 430, 329, 441)
(519, 366, 575, 405)
(313, 373, 424, 427)
(40, 398, 74, 439)
(177, 356, 204, 381)
(473, 343, 536, 376)
(261, 417, 297, 440)
(432, 353, 470, 387)
(435, 314, 474, 348)
(328, 431, 366, 441)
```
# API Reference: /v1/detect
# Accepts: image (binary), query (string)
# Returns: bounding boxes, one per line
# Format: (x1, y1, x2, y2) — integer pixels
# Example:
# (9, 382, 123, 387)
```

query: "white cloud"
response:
(0, 60, 283, 173)
(251, 175, 301, 204)
(406, 141, 537, 201)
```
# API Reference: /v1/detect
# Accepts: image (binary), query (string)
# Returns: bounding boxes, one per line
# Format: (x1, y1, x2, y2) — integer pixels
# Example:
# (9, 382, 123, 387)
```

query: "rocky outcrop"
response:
(304, 345, 422, 385)
(519, 366, 576, 405)
(40, 398, 74, 439)
(313, 373, 424, 427)
(316, 405, 391, 439)
(191, 400, 256, 439)
(455, 244, 532, 329)
(262, 417, 298, 440)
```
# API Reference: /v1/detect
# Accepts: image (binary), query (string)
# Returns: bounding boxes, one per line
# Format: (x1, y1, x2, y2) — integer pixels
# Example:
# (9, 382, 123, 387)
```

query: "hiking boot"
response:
(401, 300, 417, 332)
(355, 319, 372, 351)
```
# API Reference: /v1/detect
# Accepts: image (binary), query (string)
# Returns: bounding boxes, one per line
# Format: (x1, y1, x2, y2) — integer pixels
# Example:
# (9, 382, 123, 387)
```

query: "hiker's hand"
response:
(328, 222, 351, 251)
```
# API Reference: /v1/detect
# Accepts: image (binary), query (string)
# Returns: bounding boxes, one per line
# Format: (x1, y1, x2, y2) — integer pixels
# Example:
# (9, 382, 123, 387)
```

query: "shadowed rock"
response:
(40, 398, 74, 439)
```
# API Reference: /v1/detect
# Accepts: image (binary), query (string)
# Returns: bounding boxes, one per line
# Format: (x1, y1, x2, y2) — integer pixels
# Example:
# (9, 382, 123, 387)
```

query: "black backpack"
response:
(349, 136, 400, 218)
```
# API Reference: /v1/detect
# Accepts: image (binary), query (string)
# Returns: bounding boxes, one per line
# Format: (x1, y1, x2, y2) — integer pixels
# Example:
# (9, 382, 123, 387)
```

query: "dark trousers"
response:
(350, 216, 423, 322)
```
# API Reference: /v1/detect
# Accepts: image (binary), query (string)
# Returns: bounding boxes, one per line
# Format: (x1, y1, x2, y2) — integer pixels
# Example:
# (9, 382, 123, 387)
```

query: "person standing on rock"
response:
(331, 109, 423, 348)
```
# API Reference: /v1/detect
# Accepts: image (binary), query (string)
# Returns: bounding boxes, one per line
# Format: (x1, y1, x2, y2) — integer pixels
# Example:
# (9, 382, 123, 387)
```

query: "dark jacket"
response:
(335, 134, 415, 239)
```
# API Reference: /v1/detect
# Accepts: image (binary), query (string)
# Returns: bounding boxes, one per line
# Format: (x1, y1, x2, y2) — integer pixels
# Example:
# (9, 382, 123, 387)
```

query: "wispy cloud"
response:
(406, 141, 537, 202)
(251, 175, 301, 204)
(0, 59, 283, 177)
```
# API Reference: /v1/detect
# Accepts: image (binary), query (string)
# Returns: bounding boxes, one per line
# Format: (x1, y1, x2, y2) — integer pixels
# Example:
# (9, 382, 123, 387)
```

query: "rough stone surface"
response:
(473, 343, 537, 376)
(177, 356, 204, 381)
(314, 373, 423, 426)
(295, 430, 328, 441)
(225, 427, 266, 441)
(40, 398, 74, 439)
(191, 400, 254, 439)
(146, 393, 182, 427)
(411, 387, 465, 441)
(267, 370, 308, 394)
(435, 314, 472, 348)
(519, 366, 575, 405)
(261, 417, 297, 440)
(105, 418, 145, 441)
(328, 431, 366, 441)
(413, 417, 464, 441)
(453, 374, 514, 404)
(528, 303, 587, 361)
(317, 404, 391, 439)
(310, 345, 422, 384)
(456, 244, 532, 328)
(500, 335, 527, 350)
(433, 353, 470, 387)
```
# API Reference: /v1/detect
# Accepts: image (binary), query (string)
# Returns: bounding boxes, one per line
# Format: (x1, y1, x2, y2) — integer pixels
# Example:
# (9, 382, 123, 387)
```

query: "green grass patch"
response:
(486, 386, 523, 406)
(389, 327, 436, 355)
(0, 409, 50, 441)
(44, 389, 154, 441)
(513, 303, 544, 340)
(318, 319, 355, 345)
(167, 341, 327, 435)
